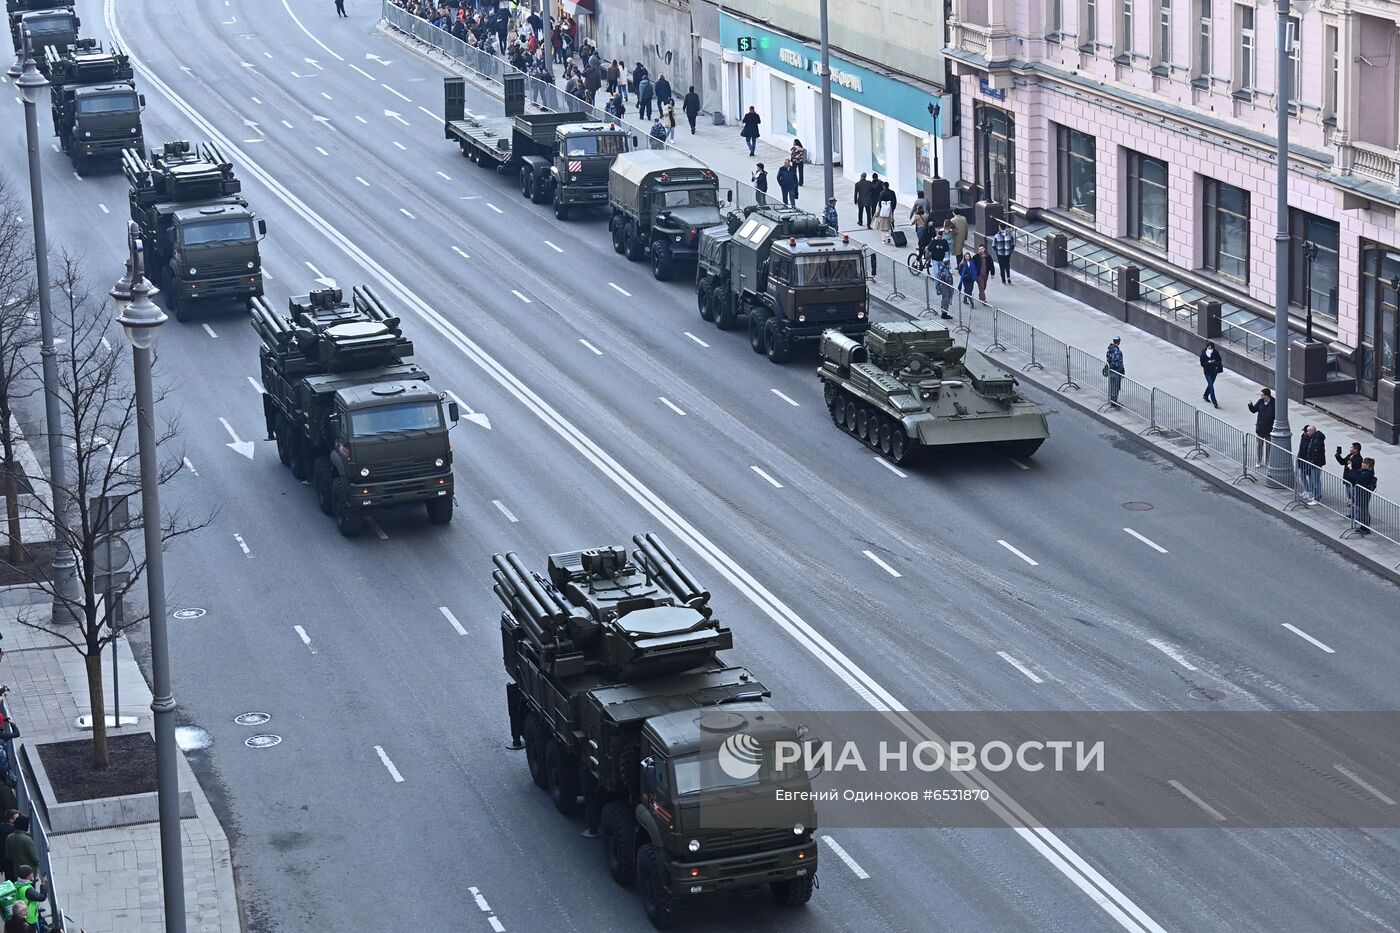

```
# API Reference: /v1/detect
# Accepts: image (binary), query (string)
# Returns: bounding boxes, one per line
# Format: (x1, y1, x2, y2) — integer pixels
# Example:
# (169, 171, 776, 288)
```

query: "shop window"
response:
(1202, 177, 1249, 282)
(1288, 210, 1339, 319)
(1056, 125, 1097, 217)
(869, 113, 887, 176)
(1125, 150, 1168, 249)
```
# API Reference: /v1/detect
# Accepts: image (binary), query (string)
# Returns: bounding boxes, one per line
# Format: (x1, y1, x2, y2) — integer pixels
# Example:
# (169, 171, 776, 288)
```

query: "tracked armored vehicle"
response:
(496, 534, 818, 929)
(818, 320, 1050, 464)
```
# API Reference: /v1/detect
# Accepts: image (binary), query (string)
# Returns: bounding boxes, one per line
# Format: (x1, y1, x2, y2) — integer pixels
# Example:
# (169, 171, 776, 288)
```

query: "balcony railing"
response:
(1347, 141, 1400, 188)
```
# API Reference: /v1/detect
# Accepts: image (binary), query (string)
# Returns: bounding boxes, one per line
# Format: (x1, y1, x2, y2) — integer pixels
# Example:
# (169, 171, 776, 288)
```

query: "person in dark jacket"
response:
(929, 227, 949, 266)
(973, 243, 994, 301)
(2, 819, 33, 885)
(1200, 341, 1224, 407)
(637, 75, 654, 119)
(1352, 458, 1377, 533)
(1106, 337, 1125, 404)
(853, 173, 872, 227)
(1337, 441, 1364, 518)
(751, 163, 768, 206)
(957, 253, 977, 306)
(1247, 388, 1275, 466)
(654, 75, 672, 109)
(682, 87, 700, 133)
(605, 60, 620, 96)
(740, 106, 761, 156)
(0, 811, 16, 881)
(776, 160, 798, 206)
(1296, 425, 1326, 504)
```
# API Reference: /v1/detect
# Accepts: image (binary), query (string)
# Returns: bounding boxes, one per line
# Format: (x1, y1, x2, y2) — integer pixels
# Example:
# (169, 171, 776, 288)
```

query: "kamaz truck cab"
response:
(11, 4, 77, 65)
(519, 117, 631, 220)
(48, 42, 143, 173)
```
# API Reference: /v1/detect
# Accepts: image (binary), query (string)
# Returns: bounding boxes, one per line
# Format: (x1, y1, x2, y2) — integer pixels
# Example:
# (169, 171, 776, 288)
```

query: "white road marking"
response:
(243, 139, 263, 144)
(365, 516, 389, 540)
(578, 339, 603, 356)
(439, 606, 468, 635)
(608, 282, 632, 296)
(321, 91, 333, 100)
(544, 240, 563, 253)
(349, 63, 375, 80)
(1147, 639, 1198, 672)
(250, 96, 262, 105)
(419, 105, 439, 120)
(315, 146, 329, 156)
(305, 261, 324, 276)
(182, 457, 199, 476)
(262, 51, 273, 60)
(997, 539, 1039, 566)
(487, 203, 503, 214)
(399, 208, 415, 218)
(488, 918, 504, 933)
(470, 889, 491, 912)
(222, 16, 236, 23)
(511, 289, 531, 303)
(374, 745, 405, 783)
(280, 119, 294, 129)
(393, 141, 408, 150)
(435, 170, 451, 180)
(293, 624, 314, 652)
(1123, 528, 1168, 553)
(98, 204, 109, 214)
(1007, 457, 1030, 470)
(451, 246, 469, 259)
(1334, 764, 1396, 806)
(862, 549, 901, 577)
(771, 388, 800, 406)
(263, 269, 274, 281)
(355, 175, 370, 186)
(381, 83, 411, 102)
(72, 171, 83, 182)
(998, 651, 1045, 684)
(873, 457, 907, 478)
(102, 336, 112, 349)
(750, 465, 784, 489)
(201, 323, 218, 339)
(492, 500, 519, 524)
(1167, 780, 1226, 822)
(820, 835, 869, 880)
(659, 397, 686, 416)
(459, 195, 482, 200)
(247, 376, 265, 394)
(233, 533, 251, 557)
(384, 110, 409, 126)
(112, 29, 1170, 929)
(683, 331, 709, 348)
(1282, 622, 1335, 654)
(354, 115, 368, 124)
(278, 0, 346, 61)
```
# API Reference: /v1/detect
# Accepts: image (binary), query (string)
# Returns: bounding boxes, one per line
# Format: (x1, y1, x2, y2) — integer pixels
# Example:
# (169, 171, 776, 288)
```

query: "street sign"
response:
(736, 37, 769, 52)
(737, 37, 753, 51)
(94, 538, 131, 578)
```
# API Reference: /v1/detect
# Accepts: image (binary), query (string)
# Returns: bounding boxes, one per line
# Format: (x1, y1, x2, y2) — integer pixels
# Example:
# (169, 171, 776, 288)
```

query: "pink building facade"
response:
(948, 0, 1400, 432)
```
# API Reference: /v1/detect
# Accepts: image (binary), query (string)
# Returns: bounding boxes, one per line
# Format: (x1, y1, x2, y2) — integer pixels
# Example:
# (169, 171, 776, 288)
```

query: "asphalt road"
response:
(3, 0, 1398, 930)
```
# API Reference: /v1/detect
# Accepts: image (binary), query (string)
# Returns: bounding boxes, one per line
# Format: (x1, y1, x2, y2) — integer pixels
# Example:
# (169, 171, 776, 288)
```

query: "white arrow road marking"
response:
(313, 114, 333, 128)
(998, 651, 1044, 684)
(381, 83, 411, 102)
(219, 418, 255, 459)
(821, 835, 869, 879)
(492, 500, 518, 523)
(578, 339, 602, 356)
(384, 110, 409, 126)
(304, 57, 323, 69)
(862, 549, 901, 577)
(374, 745, 405, 783)
(444, 390, 491, 429)
(439, 606, 468, 635)
(366, 52, 392, 65)
(243, 119, 263, 137)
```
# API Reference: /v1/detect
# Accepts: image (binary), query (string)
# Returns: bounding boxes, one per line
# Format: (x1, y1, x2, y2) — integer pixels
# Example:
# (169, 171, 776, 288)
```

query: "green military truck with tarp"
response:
(124, 140, 265, 322)
(253, 285, 459, 536)
(696, 204, 869, 363)
(47, 40, 143, 174)
(443, 73, 632, 219)
(495, 534, 819, 929)
(608, 150, 724, 281)
(8, 0, 77, 67)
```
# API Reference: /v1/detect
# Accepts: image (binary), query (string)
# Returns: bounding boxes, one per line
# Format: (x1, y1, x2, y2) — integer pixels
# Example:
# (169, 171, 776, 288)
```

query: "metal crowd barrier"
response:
(1, 701, 64, 928)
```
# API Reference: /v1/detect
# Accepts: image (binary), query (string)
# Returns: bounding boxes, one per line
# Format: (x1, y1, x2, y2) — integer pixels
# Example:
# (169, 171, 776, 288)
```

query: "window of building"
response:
(772, 77, 798, 136)
(869, 113, 887, 176)
(1153, 0, 1171, 69)
(1117, 0, 1133, 59)
(1287, 15, 1302, 111)
(1049, 0, 1064, 38)
(1235, 4, 1256, 95)
(1202, 177, 1250, 282)
(1193, 0, 1212, 82)
(974, 103, 1016, 206)
(1323, 24, 1339, 121)
(1081, 0, 1098, 49)
(1056, 125, 1097, 217)
(1126, 151, 1168, 249)
(1288, 210, 1340, 318)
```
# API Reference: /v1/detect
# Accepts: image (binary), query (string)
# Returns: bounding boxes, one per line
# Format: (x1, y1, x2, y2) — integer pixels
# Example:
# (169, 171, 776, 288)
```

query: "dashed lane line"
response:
(280, 119, 293, 129)
(393, 141, 408, 150)
(381, 83, 411, 102)
(1168, 780, 1226, 822)
(438, 606, 468, 636)
(233, 533, 251, 557)
(1123, 528, 1168, 553)
(1007, 457, 1030, 470)
(862, 549, 901, 578)
(771, 388, 800, 406)
(578, 339, 602, 356)
(821, 835, 869, 880)
(997, 651, 1044, 684)
(201, 323, 218, 339)
(365, 516, 389, 540)
(355, 175, 370, 186)
(399, 208, 415, 218)
(659, 397, 686, 416)
(511, 289, 531, 303)
(1282, 623, 1335, 654)
(419, 106, 439, 120)
(1147, 639, 1198, 672)
(247, 376, 265, 394)
(292, 624, 315, 653)
(1334, 765, 1396, 806)
(451, 246, 470, 259)
(182, 457, 199, 477)
(492, 500, 519, 524)
(997, 539, 1039, 566)
(608, 282, 631, 296)
(374, 745, 405, 783)
(470, 888, 491, 912)
(873, 457, 906, 478)
(544, 240, 563, 252)
(683, 331, 709, 348)
(349, 63, 374, 80)
(98, 204, 109, 213)
(315, 146, 329, 156)
(750, 465, 783, 489)
(435, 170, 451, 180)
(487, 203, 503, 214)
(354, 115, 368, 124)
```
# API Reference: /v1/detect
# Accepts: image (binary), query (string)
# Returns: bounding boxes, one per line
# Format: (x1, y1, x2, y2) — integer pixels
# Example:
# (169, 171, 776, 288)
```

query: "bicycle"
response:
(906, 249, 932, 277)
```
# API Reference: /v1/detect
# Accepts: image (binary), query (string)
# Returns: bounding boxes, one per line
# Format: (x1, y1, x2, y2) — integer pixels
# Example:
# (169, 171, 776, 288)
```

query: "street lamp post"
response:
(17, 34, 81, 626)
(927, 102, 941, 179)
(818, 0, 835, 207)
(1301, 239, 1318, 343)
(111, 225, 186, 933)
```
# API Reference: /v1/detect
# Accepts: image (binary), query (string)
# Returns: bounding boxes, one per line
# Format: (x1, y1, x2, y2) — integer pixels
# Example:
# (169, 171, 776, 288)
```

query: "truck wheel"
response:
(770, 873, 815, 908)
(520, 166, 533, 199)
(601, 802, 636, 886)
(624, 223, 646, 261)
(523, 714, 548, 789)
(764, 320, 791, 363)
(331, 478, 365, 537)
(168, 283, 190, 323)
(425, 495, 453, 525)
(748, 313, 767, 354)
(714, 289, 737, 330)
(552, 190, 570, 219)
(611, 218, 626, 255)
(274, 416, 291, 466)
(546, 742, 581, 815)
(637, 844, 680, 930)
(651, 241, 674, 281)
(313, 457, 334, 515)
(71, 154, 88, 176)
(698, 283, 715, 322)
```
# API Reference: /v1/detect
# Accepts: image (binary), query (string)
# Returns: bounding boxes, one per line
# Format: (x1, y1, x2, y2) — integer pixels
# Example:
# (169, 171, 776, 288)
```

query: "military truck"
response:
(443, 74, 632, 219)
(608, 150, 723, 281)
(9, 1, 77, 66)
(124, 141, 265, 322)
(696, 205, 869, 363)
(47, 41, 144, 173)
(253, 285, 459, 536)
(495, 534, 818, 929)
(818, 320, 1050, 464)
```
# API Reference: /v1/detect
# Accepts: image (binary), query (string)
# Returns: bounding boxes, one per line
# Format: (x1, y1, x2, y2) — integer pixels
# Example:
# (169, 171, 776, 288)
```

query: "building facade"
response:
(947, 0, 1400, 415)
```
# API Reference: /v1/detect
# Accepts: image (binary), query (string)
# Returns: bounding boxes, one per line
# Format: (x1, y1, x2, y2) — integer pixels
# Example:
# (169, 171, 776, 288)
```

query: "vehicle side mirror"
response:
(640, 756, 658, 796)
(257, 219, 267, 236)
(138, 94, 146, 108)
(448, 401, 460, 423)
(632, 134, 639, 148)
(328, 413, 341, 439)
(726, 189, 733, 204)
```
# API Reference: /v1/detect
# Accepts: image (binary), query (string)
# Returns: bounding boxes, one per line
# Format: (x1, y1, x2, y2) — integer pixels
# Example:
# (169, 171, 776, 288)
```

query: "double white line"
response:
(108, 4, 1164, 928)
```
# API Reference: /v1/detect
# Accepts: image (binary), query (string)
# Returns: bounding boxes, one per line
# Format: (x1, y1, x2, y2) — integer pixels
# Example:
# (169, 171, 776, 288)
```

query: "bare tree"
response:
(0, 177, 39, 564)
(3, 255, 209, 768)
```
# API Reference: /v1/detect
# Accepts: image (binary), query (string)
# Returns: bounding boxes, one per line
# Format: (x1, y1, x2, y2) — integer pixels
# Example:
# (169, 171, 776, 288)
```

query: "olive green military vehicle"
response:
(496, 534, 818, 929)
(608, 150, 723, 281)
(818, 320, 1050, 464)
(253, 285, 459, 536)
(9, 0, 77, 67)
(696, 205, 869, 363)
(47, 41, 144, 173)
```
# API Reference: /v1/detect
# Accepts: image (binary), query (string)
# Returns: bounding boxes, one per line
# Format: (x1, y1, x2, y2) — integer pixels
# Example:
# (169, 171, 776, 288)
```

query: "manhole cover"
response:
(1122, 501, 1154, 511)
(175, 725, 213, 751)
(173, 608, 206, 620)
(246, 734, 282, 749)
(1189, 687, 1227, 702)
(234, 712, 271, 727)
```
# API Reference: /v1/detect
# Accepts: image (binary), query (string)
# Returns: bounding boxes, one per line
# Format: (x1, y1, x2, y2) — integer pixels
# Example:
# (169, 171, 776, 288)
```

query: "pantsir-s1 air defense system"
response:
(253, 285, 459, 536)
(818, 320, 1050, 464)
(496, 535, 818, 929)
(124, 141, 265, 321)
(8, 0, 77, 66)
(47, 40, 143, 173)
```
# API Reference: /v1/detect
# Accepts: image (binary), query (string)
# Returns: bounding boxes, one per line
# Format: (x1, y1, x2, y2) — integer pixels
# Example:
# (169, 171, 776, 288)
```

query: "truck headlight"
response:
(434, 457, 444, 467)
(857, 311, 866, 319)
(359, 467, 370, 478)
(83, 131, 91, 138)
(246, 261, 255, 269)
(188, 268, 197, 275)
(688, 839, 700, 852)
(793, 823, 804, 835)
(798, 314, 806, 322)
(130, 127, 138, 134)
(673, 234, 682, 242)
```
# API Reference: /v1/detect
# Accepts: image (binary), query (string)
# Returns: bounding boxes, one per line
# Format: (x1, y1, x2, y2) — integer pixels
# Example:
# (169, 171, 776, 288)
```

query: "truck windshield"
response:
(793, 253, 866, 287)
(672, 751, 802, 795)
(351, 401, 442, 437)
(563, 134, 628, 157)
(658, 188, 717, 209)
(76, 94, 138, 114)
(24, 16, 72, 35)
(180, 219, 255, 246)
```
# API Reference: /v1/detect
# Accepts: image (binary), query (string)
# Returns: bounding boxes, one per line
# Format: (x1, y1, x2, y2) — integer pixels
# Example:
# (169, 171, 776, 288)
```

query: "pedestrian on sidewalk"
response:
(1, 822, 32, 887)
(957, 253, 977, 306)
(992, 222, 1016, 284)
(1199, 340, 1224, 408)
(649, 116, 668, 149)
(973, 243, 993, 301)
(934, 258, 955, 319)
(1247, 388, 1275, 466)
(854, 173, 872, 227)
(637, 74, 654, 120)
(741, 107, 761, 156)
(929, 226, 949, 266)
(823, 197, 839, 230)
(606, 60, 620, 96)
(789, 139, 806, 186)
(3, 902, 27, 933)
(1353, 458, 1377, 534)
(655, 74, 672, 110)
(944, 213, 968, 257)
(910, 189, 928, 221)
(1296, 425, 1326, 503)
(682, 87, 700, 133)
(875, 184, 897, 241)
(777, 160, 798, 206)
(1105, 336, 1125, 405)
(9, 868, 42, 932)
(0, 813, 16, 881)
(752, 163, 768, 206)
(663, 103, 677, 141)
(334, 0, 347, 17)
(1337, 441, 1363, 516)
(604, 92, 625, 119)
